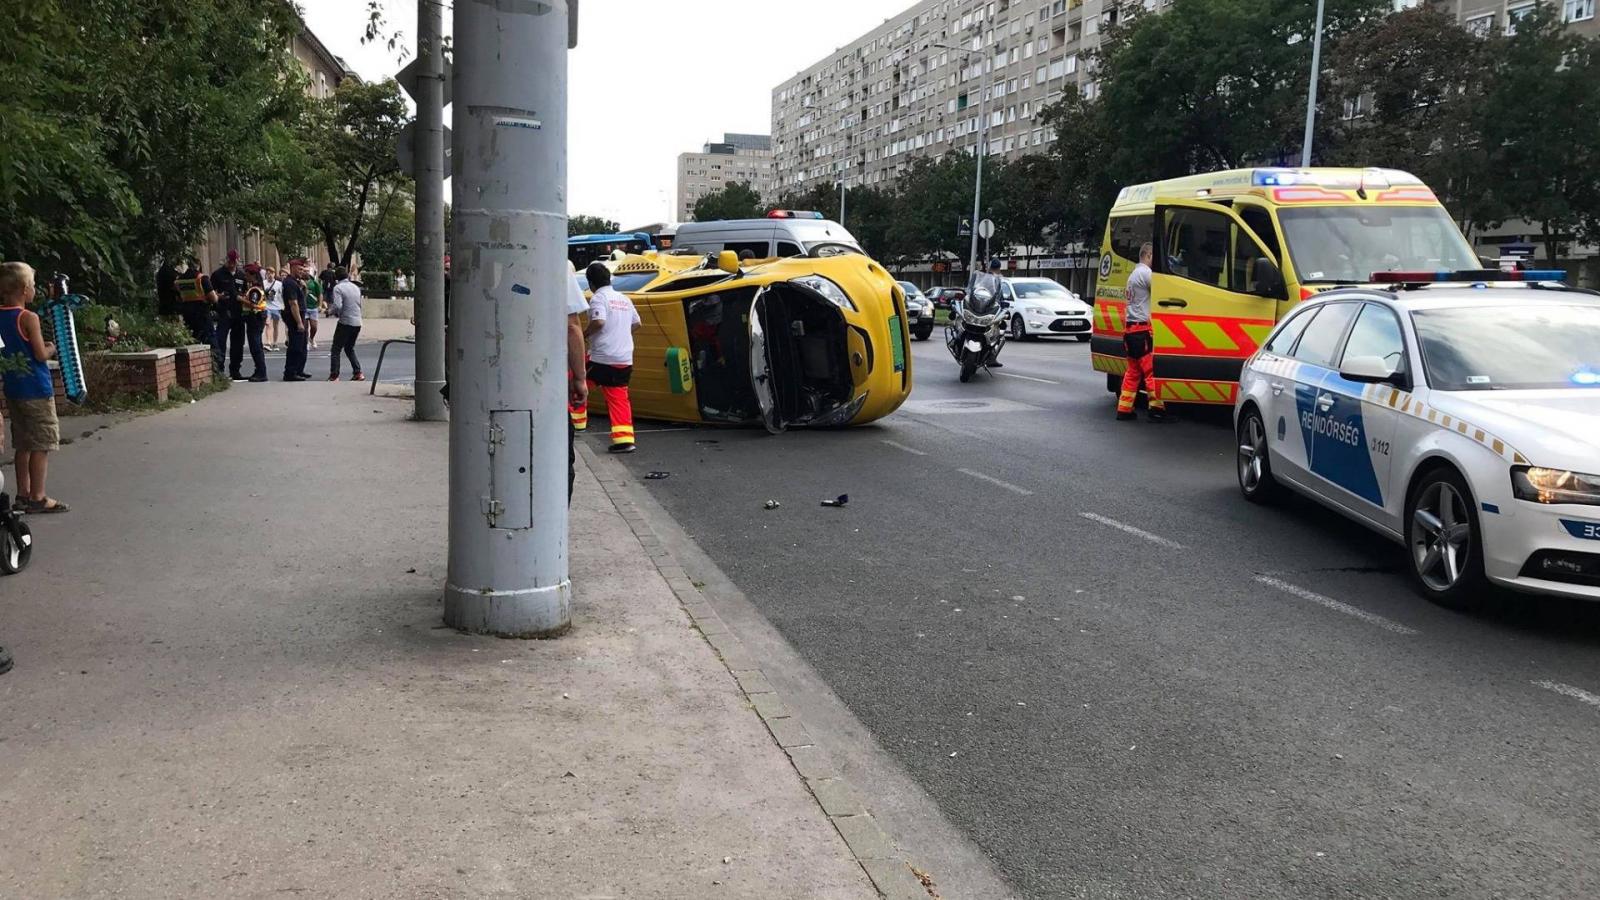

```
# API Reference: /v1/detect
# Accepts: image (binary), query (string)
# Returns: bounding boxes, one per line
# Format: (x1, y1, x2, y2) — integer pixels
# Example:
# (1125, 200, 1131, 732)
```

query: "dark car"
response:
(926, 286, 966, 312)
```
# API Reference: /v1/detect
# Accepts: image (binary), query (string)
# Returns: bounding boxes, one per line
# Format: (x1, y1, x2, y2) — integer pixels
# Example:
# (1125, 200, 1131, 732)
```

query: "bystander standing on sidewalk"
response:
(327, 267, 364, 382)
(263, 265, 285, 351)
(212, 250, 245, 380)
(304, 266, 323, 349)
(583, 261, 641, 454)
(280, 259, 310, 382)
(0, 262, 68, 513)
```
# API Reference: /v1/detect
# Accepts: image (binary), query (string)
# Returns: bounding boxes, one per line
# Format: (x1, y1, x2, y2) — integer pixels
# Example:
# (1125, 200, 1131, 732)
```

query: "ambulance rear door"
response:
(1151, 199, 1287, 403)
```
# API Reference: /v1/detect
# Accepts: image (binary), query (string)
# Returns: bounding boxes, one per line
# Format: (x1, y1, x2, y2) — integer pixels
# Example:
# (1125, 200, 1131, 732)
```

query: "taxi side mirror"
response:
(1253, 258, 1286, 299)
(716, 251, 740, 274)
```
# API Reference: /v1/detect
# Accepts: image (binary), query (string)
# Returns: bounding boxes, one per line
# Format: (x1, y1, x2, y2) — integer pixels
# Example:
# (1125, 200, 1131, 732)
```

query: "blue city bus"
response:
(568, 232, 656, 269)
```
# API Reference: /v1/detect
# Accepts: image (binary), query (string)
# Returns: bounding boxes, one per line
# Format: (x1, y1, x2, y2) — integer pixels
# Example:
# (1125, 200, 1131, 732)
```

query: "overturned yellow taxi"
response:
(583, 251, 913, 431)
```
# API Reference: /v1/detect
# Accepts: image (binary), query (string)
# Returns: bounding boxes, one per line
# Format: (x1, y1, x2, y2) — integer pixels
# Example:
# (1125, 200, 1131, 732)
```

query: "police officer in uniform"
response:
(211, 250, 246, 380)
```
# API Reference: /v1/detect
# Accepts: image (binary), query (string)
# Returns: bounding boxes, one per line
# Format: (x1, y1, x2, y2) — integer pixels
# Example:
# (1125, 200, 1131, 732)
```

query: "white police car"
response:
(1234, 270, 1600, 608)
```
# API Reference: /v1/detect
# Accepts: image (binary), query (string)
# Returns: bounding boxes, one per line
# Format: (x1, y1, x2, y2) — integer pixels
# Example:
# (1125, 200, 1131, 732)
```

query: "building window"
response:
(1390, 0, 1420, 9)
(1566, 0, 1595, 21)
(1507, 2, 1535, 33)
(1464, 12, 1494, 34)
(1341, 95, 1368, 120)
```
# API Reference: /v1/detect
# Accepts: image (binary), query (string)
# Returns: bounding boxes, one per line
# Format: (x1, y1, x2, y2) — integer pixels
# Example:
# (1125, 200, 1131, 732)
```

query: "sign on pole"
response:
(957, 217, 972, 238)
(977, 218, 996, 240)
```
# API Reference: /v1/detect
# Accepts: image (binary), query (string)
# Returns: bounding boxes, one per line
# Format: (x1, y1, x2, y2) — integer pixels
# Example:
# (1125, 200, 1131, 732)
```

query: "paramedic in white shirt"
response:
(582, 261, 642, 454)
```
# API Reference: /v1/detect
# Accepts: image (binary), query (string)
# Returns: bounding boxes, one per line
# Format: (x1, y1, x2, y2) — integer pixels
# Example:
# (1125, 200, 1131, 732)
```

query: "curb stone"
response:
(580, 444, 936, 900)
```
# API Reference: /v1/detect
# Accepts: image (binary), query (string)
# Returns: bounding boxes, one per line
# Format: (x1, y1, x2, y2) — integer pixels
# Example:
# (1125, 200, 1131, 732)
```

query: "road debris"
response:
(645, 471, 671, 480)
(763, 499, 781, 510)
(819, 494, 849, 507)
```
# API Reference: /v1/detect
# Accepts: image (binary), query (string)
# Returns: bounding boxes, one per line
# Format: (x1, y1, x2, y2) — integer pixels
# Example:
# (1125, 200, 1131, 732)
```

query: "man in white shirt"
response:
(582, 261, 642, 454)
(1116, 242, 1173, 423)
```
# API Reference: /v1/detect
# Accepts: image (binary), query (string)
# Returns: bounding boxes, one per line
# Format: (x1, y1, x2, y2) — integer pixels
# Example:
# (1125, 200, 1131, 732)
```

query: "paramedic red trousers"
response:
(586, 362, 635, 449)
(1117, 323, 1166, 415)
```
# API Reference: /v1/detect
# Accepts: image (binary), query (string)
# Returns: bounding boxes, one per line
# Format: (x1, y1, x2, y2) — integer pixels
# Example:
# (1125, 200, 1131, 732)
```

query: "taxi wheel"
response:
(1236, 406, 1280, 504)
(1405, 468, 1489, 609)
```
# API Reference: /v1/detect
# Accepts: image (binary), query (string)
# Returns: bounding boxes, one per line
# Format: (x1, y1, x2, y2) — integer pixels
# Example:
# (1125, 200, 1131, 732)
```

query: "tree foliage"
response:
(0, 0, 306, 302)
(690, 182, 766, 222)
(569, 215, 621, 236)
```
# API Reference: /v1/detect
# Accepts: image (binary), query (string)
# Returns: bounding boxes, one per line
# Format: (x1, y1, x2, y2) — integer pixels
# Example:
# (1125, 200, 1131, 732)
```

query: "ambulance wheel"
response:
(1236, 406, 1280, 504)
(1106, 374, 1119, 394)
(1, 518, 32, 574)
(1405, 466, 1489, 610)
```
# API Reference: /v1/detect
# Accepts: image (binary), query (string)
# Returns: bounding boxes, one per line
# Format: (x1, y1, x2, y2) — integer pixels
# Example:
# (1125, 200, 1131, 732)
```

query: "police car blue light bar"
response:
(1370, 269, 1567, 283)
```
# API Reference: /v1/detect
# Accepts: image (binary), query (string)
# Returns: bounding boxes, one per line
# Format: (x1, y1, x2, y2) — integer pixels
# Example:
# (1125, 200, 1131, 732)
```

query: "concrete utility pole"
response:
(412, 0, 447, 422)
(445, 0, 575, 636)
(1300, 0, 1327, 167)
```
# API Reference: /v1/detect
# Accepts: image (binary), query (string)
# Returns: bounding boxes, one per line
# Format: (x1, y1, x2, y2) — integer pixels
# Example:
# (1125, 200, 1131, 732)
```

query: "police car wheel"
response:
(1405, 467, 1489, 609)
(1236, 407, 1279, 504)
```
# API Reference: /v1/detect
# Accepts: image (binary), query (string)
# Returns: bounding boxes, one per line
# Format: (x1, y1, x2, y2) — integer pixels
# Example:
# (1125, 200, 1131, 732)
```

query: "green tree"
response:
(887, 154, 991, 268)
(1475, 6, 1600, 264)
(568, 215, 621, 236)
(691, 182, 765, 221)
(0, 0, 305, 302)
(1322, 7, 1498, 238)
(991, 155, 1067, 255)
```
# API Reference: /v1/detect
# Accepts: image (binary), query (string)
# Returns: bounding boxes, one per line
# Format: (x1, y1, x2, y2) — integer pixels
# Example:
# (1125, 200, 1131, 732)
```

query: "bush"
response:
(69, 303, 195, 352)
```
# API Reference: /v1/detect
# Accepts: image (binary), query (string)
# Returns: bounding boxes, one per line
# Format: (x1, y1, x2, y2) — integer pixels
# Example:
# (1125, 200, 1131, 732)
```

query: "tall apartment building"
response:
(676, 133, 776, 220)
(773, 0, 1138, 195)
(1446, 0, 1597, 37)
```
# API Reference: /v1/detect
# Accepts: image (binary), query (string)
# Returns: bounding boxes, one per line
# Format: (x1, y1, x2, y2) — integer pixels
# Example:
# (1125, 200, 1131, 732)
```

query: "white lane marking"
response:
(1079, 512, 1184, 550)
(996, 372, 1061, 385)
(957, 468, 1034, 496)
(1533, 680, 1600, 710)
(1253, 575, 1418, 635)
(881, 440, 928, 456)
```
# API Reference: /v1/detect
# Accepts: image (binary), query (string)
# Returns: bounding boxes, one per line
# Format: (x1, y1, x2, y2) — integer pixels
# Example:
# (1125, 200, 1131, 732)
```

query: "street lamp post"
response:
(935, 38, 991, 290)
(1300, 0, 1327, 167)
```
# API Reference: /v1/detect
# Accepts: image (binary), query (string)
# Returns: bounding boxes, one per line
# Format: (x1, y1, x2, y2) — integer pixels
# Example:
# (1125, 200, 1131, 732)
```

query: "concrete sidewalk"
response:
(0, 384, 880, 898)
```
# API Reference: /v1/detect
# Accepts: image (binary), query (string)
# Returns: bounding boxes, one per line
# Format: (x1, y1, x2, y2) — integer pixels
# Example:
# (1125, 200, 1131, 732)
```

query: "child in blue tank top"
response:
(0, 262, 68, 513)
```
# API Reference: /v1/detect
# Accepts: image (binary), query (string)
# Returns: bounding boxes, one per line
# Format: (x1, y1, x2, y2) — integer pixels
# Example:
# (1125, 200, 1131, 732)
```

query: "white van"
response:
(672, 211, 864, 260)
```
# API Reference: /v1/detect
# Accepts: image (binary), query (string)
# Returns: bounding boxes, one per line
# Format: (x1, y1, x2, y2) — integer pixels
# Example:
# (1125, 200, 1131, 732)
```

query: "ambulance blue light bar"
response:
(1371, 269, 1567, 284)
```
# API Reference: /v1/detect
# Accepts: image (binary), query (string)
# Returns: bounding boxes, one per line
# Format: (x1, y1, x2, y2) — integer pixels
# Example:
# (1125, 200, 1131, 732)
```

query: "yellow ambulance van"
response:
(1091, 167, 1478, 405)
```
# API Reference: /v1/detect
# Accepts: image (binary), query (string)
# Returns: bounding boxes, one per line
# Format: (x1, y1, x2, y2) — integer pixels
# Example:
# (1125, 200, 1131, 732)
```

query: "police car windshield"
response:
(1413, 304, 1600, 391)
(1279, 206, 1478, 283)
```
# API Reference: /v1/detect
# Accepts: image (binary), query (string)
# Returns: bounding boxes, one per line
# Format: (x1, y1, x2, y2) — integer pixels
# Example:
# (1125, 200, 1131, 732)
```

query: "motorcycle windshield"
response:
(966, 293, 999, 316)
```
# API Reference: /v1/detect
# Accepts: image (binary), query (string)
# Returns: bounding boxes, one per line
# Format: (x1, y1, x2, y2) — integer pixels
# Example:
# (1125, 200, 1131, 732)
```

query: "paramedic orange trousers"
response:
(1117, 322, 1166, 415)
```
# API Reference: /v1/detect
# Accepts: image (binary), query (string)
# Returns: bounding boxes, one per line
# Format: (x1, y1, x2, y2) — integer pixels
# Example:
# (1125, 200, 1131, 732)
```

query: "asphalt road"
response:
(597, 333, 1600, 899)
(263, 340, 415, 382)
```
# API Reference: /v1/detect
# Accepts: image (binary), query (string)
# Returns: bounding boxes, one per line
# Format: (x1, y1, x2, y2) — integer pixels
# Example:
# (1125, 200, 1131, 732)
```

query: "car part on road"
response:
(764, 499, 781, 510)
(645, 471, 671, 480)
(820, 494, 849, 508)
(1407, 467, 1488, 608)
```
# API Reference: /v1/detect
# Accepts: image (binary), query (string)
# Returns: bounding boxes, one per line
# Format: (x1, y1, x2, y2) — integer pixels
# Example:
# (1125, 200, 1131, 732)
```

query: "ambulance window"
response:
(1237, 206, 1281, 261)
(1109, 215, 1153, 262)
(1264, 306, 1316, 355)
(1164, 208, 1230, 288)
(1291, 302, 1360, 368)
(1340, 303, 1406, 373)
(1230, 225, 1276, 296)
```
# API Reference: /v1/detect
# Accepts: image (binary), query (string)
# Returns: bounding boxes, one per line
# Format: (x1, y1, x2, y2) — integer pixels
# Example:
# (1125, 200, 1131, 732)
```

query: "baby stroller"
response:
(0, 468, 33, 574)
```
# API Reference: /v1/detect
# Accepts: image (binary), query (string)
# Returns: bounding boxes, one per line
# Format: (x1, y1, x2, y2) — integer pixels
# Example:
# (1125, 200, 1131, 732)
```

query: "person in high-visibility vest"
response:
(582, 261, 641, 453)
(174, 261, 213, 345)
(1117, 242, 1175, 423)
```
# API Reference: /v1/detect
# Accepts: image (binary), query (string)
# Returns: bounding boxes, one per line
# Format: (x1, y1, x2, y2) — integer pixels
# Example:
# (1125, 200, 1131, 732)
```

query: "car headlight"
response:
(1022, 304, 1052, 316)
(790, 275, 858, 311)
(1512, 466, 1600, 506)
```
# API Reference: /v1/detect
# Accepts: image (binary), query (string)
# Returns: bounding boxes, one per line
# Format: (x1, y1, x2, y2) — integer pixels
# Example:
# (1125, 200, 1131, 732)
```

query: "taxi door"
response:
(1151, 200, 1287, 403)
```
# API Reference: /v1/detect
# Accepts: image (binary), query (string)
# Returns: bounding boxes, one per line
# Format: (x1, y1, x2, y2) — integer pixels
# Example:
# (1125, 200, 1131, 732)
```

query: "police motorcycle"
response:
(945, 286, 1007, 382)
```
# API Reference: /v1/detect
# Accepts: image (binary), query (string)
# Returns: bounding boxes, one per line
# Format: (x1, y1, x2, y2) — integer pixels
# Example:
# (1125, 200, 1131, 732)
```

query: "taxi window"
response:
(1264, 305, 1317, 355)
(1290, 302, 1359, 368)
(1340, 303, 1406, 372)
(1164, 208, 1230, 289)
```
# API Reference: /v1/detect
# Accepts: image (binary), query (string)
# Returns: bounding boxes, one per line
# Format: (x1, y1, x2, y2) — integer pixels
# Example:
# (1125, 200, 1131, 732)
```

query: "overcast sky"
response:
(301, 0, 915, 228)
